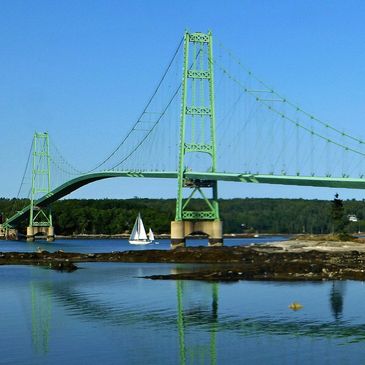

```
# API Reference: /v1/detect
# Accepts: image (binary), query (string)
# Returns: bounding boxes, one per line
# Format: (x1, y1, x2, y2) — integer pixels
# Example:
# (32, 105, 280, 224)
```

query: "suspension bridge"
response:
(1, 31, 365, 245)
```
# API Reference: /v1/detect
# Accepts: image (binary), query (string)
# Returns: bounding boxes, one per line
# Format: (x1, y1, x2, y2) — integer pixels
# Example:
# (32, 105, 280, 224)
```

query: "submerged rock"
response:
(47, 260, 78, 272)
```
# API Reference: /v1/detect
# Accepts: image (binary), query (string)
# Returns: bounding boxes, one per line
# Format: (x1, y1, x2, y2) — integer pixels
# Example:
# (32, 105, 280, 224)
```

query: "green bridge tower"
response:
(171, 31, 223, 248)
(26, 132, 55, 242)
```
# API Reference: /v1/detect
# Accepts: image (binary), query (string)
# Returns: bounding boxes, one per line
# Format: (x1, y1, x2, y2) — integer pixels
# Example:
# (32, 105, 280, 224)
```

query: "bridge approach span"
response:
(5, 171, 365, 227)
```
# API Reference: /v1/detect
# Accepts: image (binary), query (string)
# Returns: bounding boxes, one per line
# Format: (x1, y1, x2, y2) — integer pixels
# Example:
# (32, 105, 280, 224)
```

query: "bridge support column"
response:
(0, 226, 18, 240)
(26, 226, 35, 242)
(171, 221, 190, 248)
(205, 220, 223, 247)
(47, 226, 55, 242)
(170, 220, 223, 249)
(26, 132, 55, 243)
(0, 225, 5, 240)
(27, 226, 55, 243)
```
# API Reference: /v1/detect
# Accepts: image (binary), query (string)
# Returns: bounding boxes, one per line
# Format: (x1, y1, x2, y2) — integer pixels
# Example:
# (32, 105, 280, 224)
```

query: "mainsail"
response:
(129, 213, 149, 244)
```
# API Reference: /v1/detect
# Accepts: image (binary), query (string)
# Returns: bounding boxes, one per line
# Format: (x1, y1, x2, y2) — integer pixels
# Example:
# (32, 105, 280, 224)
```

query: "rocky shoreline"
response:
(2, 239, 365, 280)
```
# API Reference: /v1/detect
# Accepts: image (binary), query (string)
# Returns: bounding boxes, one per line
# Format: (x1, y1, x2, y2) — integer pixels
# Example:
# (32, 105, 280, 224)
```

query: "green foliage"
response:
(1, 197, 364, 235)
(338, 232, 353, 241)
(330, 194, 348, 233)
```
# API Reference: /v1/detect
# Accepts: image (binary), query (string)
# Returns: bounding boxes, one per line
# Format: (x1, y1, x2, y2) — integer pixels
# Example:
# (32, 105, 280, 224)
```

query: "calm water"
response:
(0, 236, 288, 253)
(1, 238, 364, 364)
(0, 263, 365, 364)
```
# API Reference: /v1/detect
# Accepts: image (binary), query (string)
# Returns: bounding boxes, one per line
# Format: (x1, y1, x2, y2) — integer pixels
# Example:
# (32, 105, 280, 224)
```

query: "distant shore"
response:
(1, 237, 365, 281)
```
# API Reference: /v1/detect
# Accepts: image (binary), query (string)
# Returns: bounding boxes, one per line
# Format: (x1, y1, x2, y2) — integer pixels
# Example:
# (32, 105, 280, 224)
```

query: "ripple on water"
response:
(1, 263, 365, 364)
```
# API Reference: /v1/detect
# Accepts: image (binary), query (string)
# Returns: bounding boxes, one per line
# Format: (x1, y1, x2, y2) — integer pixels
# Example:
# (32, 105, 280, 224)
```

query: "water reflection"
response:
(31, 282, 51, 354)
(25, 263, 365, 362)
(176, 280, 218, 364)
(330, 281, 346, 320)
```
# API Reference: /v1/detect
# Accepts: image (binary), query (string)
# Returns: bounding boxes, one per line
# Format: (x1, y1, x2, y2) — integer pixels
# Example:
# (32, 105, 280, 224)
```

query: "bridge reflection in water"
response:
(176, 280, 218, 364)
(31, 282, 52, 354)
(28, 264, 365, 364)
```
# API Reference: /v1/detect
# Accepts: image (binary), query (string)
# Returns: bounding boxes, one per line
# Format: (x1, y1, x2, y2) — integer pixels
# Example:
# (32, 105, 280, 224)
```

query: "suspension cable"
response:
(217, 39, 365, 146)
(110, 83, 182, 169)
(16, 140, 33, 198)
(49, 139, 84, 175)
(85, 36, 184, 173)
(208, 51, 365, 158)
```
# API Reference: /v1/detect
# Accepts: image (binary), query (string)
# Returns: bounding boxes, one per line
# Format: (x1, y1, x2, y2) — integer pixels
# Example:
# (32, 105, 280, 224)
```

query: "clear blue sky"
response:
(1, 0, 365, 200)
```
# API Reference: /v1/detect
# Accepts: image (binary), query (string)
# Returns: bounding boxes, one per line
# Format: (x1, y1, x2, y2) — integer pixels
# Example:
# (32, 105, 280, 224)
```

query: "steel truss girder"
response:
(185, 106, 211, 116)
(184, 143, 213, 154)
(182, 211, 216, 220)
(187, 70, 211, 79)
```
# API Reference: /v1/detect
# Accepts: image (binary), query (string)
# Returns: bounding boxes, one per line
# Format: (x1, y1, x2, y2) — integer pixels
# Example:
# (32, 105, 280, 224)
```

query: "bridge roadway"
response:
(5, 170, 365, 227)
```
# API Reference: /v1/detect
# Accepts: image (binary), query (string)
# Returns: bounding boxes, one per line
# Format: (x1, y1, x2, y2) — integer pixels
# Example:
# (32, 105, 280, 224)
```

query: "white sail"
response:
(137, 214, 148, 240)
(148, 228, 154, 241)
(129, 213, 150, 244)
(129, 215, 140, 241)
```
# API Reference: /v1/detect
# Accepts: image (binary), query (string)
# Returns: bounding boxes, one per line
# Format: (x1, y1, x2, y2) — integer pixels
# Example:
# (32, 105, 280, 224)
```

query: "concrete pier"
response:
(170, 220, 223, 249)
(26, 226, 55, 242)
(0, 226, 18, 240)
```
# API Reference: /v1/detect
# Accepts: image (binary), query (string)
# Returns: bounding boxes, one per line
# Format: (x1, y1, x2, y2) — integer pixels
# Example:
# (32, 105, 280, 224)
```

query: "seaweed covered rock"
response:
(47, 260, 78, 272)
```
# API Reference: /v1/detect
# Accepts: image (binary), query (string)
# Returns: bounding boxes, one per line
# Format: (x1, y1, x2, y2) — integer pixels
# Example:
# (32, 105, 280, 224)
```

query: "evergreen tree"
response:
(331, 193, 347, 233)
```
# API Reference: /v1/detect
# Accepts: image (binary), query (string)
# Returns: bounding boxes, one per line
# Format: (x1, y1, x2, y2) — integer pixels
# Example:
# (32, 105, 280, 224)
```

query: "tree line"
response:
(0, 197, 364, 235)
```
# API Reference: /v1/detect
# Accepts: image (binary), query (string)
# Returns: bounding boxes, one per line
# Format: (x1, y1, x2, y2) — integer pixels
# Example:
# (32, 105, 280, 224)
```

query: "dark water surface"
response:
(1, 238, 364, 364)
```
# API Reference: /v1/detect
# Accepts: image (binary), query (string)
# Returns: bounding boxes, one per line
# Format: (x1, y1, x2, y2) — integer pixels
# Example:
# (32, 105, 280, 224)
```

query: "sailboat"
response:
(148, 228, 154, 242)
(148, 227, 159, 244)
(129, 213, 154, 245)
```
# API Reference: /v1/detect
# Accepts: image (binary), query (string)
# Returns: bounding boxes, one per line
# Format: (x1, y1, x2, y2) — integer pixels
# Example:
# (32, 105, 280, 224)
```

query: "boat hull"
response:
(129, 240, 152, 245)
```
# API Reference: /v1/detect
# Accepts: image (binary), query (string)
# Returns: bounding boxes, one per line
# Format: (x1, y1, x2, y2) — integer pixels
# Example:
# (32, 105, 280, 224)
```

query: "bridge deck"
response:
(4, 171, 365, 227)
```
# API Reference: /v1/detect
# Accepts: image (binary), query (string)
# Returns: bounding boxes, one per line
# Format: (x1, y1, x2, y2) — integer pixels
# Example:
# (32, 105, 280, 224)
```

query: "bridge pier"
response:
(170, 220, 223, 249)
(26, 226, 55, 243)
(0, 226, 18, 240)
